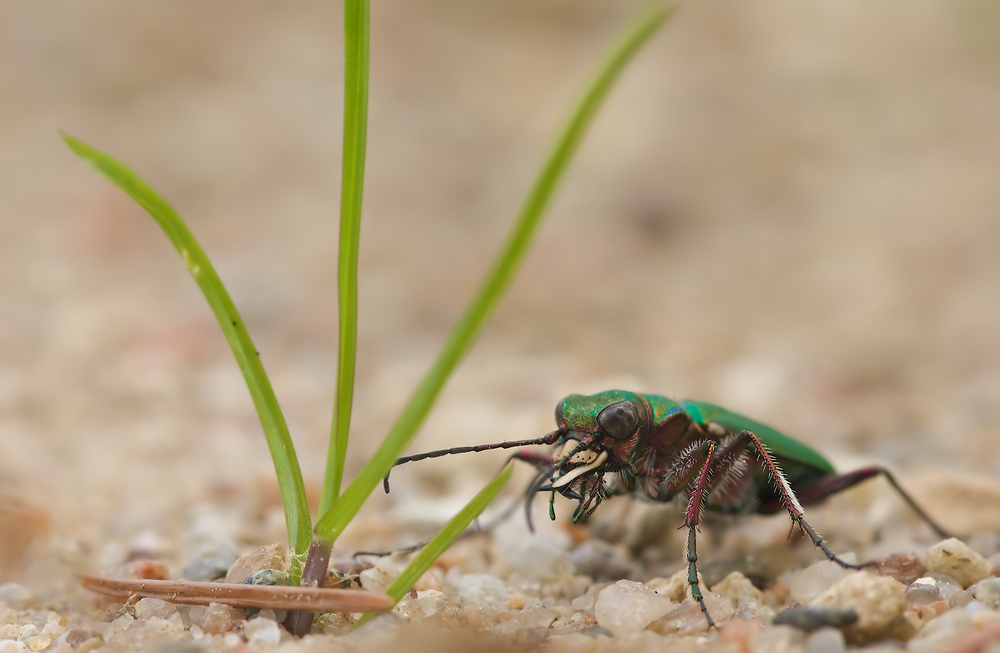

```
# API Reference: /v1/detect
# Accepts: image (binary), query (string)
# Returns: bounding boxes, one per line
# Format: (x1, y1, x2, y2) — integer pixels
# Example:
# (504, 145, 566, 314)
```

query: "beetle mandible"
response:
(384, 389, 951, 627)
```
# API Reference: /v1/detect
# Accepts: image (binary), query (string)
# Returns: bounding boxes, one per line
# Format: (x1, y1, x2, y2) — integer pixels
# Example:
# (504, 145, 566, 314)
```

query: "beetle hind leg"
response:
(790, 465, 952, 539)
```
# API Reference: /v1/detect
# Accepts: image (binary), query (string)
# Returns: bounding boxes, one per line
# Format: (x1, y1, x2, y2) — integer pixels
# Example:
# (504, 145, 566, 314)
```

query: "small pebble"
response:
(359, 565, 399, 594)
(749, 624, 805, 653)
(871, 551, 926, 585)
(446, 571, 511, 611)
(718, 617, 763, 649)
(241, 569, 289, 620)
(242, 568, 288, 586)
(23, 633, 48, 652)
(987, 552, 1000, 577)
(806, 627, 846, 653)
(922, 538, 990, 588)
(773, 606, 858, 630)
(949, 589, 974, 608)
(198, 603, 244, 635)
(784, 559, 857, 604)
(584, 625, 613, 638)
(646, 567, 706, 603)
(133, 598, 176, 620)
(181, 544, 239, 581)
(810, 572, 906, 643)
(411, 570, 442, 592)
(145, 616, 179, 634)
(927, 573, 965, 603)
(109, 559, 169, 580)
(225, 543, 286, 584)
(110, 614, 133, 632)
(907, 604, 976, 652)
(0, 642, 27, 653)
(570, 540, 634, 580)
(520, 606, 558, 629)
(75, 637, 103, 653)
(15, 625, 37, 642)
(712, 571, 763, 603)
(649, 593, 734, 636)
(506, 543, 574, 582)
(244, 617, 281, 646)
(82, 621, 112, 641)
(63, 630, 103, 648)
(412, 590, 449, 619)
(594, 580, 674, 637)
(906, 577, 942, 605)
(971, 577, 1000, 609)
(0, 585, 33, 610)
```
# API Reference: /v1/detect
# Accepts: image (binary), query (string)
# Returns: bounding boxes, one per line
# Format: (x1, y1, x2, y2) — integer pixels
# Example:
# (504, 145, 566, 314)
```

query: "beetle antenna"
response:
(382, 431, 561, 493)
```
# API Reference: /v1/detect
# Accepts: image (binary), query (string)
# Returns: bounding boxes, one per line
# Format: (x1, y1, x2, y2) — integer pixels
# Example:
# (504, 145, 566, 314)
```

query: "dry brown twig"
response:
(81, 573, 395, 613)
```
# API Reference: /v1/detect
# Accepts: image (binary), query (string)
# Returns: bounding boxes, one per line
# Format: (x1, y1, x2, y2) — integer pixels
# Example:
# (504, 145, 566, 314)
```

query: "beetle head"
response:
(525, 390, 652, 527)
(553, 390, 650, 470)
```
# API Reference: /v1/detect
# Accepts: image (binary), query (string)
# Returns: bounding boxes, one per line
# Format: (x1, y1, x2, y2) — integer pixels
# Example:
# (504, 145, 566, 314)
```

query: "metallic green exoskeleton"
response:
(387, 390, 950, 627)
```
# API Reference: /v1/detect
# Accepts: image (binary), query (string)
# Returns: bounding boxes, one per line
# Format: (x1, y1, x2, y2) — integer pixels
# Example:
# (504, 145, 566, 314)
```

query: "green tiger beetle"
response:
(384, 389, 951, 627)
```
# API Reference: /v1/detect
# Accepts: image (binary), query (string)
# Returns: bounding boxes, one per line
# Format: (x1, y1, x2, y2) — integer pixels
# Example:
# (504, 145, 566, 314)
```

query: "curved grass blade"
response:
(315, 2, 673, 543)
(352, 463, 513, 629)
(61, 134, 313, 584)
(321, 0, 370, 517)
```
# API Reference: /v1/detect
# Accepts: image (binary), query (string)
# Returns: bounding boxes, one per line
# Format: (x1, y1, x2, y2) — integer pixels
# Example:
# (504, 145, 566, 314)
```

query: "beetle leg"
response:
(784, 465, 951, 539)
(681, 441, 719, 629)
(510, 449, 555, 472)
(734, 430, 867, 571)
(660, 440, 716, 497)
(571, 471, 607, 523)
(579, 472, 607, 521)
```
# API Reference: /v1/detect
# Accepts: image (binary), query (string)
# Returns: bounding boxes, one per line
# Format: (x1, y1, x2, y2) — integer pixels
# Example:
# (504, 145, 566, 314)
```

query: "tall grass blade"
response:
(321, 0, 371, 516)
(61, 134, 313, 583)
(315, 3, 673, 542)
(352, 463, 513, 629)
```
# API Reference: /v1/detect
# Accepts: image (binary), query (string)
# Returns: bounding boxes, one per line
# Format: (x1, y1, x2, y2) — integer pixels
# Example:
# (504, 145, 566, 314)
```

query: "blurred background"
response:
(1, 0, 999, 575)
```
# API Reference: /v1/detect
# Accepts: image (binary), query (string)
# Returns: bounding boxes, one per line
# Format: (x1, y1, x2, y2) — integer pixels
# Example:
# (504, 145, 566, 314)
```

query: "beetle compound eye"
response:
(597, 401, 640, 441)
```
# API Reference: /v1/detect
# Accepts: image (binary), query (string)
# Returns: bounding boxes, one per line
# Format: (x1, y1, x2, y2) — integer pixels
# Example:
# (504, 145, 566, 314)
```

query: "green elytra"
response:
(387, 389, 951, 628)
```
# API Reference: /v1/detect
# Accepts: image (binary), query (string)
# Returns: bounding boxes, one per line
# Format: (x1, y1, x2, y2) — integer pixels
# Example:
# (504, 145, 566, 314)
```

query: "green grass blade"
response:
(320, 0, 371, 517)
(352, 463, 513, 629)
(315, 3, 672, 542)
(61, 134, 313, 584)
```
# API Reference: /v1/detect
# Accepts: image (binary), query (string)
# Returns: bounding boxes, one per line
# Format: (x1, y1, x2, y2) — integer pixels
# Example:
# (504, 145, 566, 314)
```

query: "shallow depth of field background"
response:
(1, 0, 999, 572)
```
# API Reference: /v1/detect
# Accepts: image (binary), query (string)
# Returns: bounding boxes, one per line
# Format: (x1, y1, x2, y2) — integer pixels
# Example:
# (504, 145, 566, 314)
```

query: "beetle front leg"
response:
(510, 449, 555, 472)
(681, 441, 720, 629)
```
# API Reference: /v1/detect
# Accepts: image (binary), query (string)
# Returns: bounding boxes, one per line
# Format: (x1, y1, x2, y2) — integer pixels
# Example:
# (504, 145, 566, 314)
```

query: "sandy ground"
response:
(2, 0, 1000, 649)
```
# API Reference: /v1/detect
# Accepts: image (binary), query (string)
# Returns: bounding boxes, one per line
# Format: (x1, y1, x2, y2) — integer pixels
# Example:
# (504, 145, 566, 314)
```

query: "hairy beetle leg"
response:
(735, 429, 872, 571)
(681, 430, 872, 629)
(788, 466, 952, 539)
(681, 441, 719, 629)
